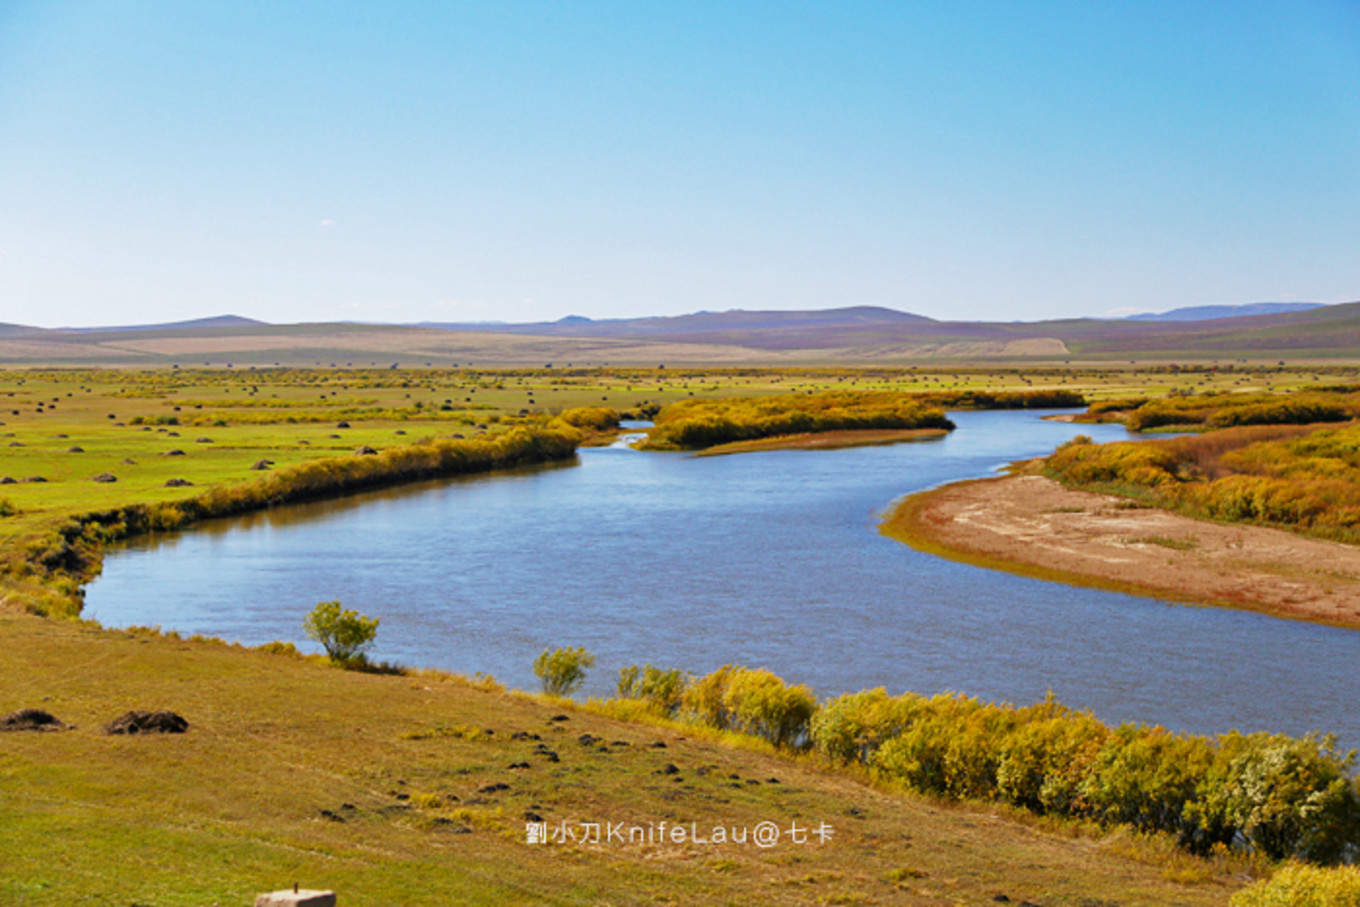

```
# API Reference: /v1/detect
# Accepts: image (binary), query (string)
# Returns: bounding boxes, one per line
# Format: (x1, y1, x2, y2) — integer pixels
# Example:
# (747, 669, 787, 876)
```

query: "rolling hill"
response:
(2, 302, 1358, 366)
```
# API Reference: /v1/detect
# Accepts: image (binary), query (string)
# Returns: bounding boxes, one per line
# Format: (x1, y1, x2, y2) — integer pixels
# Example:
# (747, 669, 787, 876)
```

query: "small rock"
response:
(161, 449, 186, 457)
(195, 437, 213, 443)
(354, 446, 378, 456)
(336, 421, 350, 428)
(92, 472, 117, 483)
(250, 459, 272, 470)
(165, 478, 194, 487)
(658, 763, 680, 775)
(66, 446, 84, 453)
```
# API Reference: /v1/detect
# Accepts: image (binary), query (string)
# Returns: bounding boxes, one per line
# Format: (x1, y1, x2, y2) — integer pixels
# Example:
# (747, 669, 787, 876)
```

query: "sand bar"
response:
(883, 473, 1360, 629)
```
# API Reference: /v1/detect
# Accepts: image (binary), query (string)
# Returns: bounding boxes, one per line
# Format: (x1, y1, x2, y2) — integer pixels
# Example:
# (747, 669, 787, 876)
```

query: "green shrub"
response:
(617, 663, 688, 714)
(680, 665, 817, 748)
(558, 406, 621, 431)
(640, 391, 954, 451)
(1194, 732, 1360, 863)
(303, 600, 379, 663)
(254, 640, 302, 658)
(681, 664, 736, 728)
(810, 688, 922, 764)
(1230, 863, 1360, 906)
(1080, 725, 1216, 844)
(809, 685, 1360, 864)
(994, 702, 1108, 815)
(721, 667, 817, 748)
(1044, 421, 1360, 543)
(533, 646, 596, 696)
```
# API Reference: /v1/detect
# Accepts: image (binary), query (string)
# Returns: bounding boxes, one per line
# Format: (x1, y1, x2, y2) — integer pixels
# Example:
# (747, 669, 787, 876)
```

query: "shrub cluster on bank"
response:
(1230, 862, 1360, 905)
(1081, 390, 1360, 433)
(638, 391, 956, 450)
(917, 388, 1086, 410)
(1045, 423, 1360, 542)
(603, 662, 1359, 865)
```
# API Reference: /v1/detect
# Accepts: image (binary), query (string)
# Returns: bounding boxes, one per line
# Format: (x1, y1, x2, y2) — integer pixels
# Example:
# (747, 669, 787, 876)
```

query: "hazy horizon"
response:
(4, 298, 1347, 333)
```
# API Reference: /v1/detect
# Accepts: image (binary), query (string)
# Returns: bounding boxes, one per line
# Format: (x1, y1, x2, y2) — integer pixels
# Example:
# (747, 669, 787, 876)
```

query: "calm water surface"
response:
(86, 411, 1359, 748)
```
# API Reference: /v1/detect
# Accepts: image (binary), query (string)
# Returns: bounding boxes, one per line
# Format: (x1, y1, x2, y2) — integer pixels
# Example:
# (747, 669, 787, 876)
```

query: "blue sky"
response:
(1, 1, 1357, 328)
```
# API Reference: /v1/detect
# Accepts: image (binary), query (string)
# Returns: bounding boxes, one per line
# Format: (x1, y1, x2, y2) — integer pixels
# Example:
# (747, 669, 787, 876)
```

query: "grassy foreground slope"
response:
(0, 609, 1247, 906)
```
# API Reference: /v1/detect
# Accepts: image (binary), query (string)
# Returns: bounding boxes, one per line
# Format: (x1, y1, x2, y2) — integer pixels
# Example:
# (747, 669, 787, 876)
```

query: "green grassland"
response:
(5, 363, 1360, 904)
(2, 362, 1334, 537)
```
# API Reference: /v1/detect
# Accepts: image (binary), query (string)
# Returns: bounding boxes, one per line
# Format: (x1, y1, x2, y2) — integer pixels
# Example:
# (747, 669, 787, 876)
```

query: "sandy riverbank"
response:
(882, 473, 1360, 629)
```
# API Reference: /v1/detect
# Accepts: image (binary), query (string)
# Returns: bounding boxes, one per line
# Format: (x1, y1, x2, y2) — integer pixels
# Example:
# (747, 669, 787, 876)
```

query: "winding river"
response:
(85, 410, 1359, 750)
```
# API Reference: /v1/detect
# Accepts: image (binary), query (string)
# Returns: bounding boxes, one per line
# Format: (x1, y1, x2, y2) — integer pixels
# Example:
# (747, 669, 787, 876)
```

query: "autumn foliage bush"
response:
(640, 391, 955, 450)
(1045, 422, 1360, 542)
(807, 689, 1360, 863)
(611, 663, 1360, 863)
(1098, 390, 1360, 433)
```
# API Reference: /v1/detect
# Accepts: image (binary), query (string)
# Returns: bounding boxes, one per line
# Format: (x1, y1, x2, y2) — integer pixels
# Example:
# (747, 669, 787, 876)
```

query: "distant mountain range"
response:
(2, 302, 1358, 365)
(1123, 302, 1326, 322)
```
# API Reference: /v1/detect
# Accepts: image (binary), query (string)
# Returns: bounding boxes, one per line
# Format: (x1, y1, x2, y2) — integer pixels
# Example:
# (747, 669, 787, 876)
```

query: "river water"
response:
(85, 410, 1359, 748)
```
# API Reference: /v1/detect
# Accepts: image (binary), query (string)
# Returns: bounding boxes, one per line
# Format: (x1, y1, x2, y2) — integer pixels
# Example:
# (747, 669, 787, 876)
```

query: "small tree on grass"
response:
(304, 600, 379, 664)
(533, 646, 595, 696)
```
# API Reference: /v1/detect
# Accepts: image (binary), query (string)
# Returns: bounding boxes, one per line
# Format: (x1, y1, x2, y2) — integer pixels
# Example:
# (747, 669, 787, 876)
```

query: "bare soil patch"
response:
(884, 473, 1360, 629)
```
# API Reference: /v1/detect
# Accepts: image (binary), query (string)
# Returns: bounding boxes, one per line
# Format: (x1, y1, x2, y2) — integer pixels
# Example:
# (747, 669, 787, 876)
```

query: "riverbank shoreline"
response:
(881, 473, 1360, 630)
(693, 427, 949, 456)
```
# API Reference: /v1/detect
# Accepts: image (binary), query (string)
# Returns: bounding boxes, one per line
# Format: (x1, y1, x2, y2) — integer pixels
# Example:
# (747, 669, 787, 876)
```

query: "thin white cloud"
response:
(318, 218, 335, 228)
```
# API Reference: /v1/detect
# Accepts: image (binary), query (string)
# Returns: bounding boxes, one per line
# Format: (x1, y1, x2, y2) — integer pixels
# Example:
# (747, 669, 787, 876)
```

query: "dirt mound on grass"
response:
(104, 710, 188, 735)
(2, 708, 70, 731)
